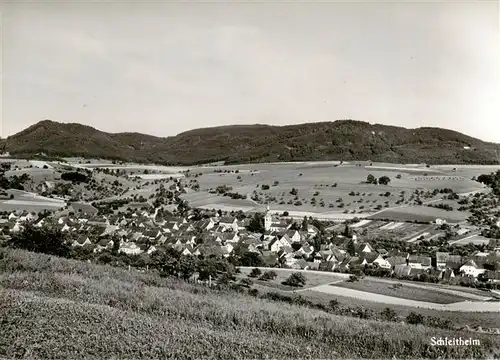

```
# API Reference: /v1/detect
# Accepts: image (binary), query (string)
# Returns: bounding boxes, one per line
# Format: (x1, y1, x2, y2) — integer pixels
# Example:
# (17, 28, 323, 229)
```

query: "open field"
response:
(0, 189, 66, 212)
(332, 279, 479, 304)
(368, 205, 470, 223)
(175, 161, 487, 217)
(449, 234, 492, 246)
(2, 250, 498, 359)
(0, 158, 494, 221)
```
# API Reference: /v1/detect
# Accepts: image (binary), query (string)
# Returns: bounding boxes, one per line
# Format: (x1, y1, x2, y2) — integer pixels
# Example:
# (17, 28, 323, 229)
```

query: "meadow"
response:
(1, 248, 499, 359)
(332, 278, 476, 304)
(178, 161, 487, 220)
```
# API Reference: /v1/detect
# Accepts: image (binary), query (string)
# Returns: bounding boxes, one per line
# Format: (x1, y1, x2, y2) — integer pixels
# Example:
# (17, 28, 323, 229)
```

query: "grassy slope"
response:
(0, 249, 499, 359)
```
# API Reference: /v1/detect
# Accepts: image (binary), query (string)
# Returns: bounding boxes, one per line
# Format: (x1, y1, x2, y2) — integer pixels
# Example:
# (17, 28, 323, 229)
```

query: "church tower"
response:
(264, 204, 272, 231)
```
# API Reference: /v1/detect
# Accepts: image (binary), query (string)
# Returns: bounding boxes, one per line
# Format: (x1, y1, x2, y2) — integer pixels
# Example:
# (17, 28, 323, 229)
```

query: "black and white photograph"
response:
(1, 0, 499, 359)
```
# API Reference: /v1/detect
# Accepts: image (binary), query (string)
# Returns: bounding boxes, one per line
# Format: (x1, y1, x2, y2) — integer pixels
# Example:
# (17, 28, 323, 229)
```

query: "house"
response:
(435, 252, 462, 270)
(393, 264, 424, 277)
(386, 256, 407, 267)
(94, 238, 114, 252)
(73, 235, 91, 247)
(319, 261, 337, 272)
(217, 216, 238, 232)
(269, 238, 285, 252)
(285, 229, 302, 243)
(408, 255, 432, 270)
(119, 242, 143, 255)
(459, 260, 486, 278)
(482, 270, 500, 283)
(307, 224, 319, 236)
(358, 242, 374, 253)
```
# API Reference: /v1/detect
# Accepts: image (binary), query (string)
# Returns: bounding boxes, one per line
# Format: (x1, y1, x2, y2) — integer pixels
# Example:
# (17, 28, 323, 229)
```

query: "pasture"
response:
(368, 205, 470, 223)
(176, 162, 486, 217)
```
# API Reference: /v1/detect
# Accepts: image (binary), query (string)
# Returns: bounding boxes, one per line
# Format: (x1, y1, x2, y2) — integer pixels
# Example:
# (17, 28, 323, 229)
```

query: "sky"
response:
(1, 0, 499, 141)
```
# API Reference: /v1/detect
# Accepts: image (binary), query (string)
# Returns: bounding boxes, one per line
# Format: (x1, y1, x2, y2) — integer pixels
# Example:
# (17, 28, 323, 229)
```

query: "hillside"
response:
(1, 249, 499, 359)
(1, 119, 498, 165)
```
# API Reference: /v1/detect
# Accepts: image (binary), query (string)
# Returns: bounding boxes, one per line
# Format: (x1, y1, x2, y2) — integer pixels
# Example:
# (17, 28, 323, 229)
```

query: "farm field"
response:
(0, 189, 66, 212)
(2, 250, 497, 359)
(175, 161, 487, 218)
(449, 234, 492, 246)
(368, 205, 470, 223)
(332, 279, 479, 304)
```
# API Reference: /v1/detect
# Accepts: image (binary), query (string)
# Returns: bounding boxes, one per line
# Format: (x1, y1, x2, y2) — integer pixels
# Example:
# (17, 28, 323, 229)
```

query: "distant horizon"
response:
(2, 118, 498, 144)
(2, 1, 499, 141)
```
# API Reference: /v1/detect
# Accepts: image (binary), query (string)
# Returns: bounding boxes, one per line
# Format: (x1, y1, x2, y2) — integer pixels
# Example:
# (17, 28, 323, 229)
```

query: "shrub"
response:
(248, 288, 259, 296)
(283, 272, 307, 287)
(249, 268, 262, 278)
(381, 307, 398, 322)
(259, 270, 277, 281)
(239, 278, 253, 288)
(406, 312, 424, 325)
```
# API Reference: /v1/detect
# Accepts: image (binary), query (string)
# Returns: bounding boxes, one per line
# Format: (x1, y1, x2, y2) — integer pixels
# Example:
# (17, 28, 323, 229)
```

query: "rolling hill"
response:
(0, 119, 498, 165)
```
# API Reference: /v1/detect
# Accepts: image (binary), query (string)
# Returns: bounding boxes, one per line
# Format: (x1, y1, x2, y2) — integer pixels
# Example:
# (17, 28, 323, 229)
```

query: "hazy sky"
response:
(1, 1, 499, 141)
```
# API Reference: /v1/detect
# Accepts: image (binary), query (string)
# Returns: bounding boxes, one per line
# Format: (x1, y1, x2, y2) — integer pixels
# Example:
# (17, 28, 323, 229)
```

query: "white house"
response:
(459, 260, 486, 278)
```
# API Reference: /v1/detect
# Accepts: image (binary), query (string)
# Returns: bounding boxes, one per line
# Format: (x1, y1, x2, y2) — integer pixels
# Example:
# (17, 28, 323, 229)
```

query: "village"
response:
(2, 198, 499, 289)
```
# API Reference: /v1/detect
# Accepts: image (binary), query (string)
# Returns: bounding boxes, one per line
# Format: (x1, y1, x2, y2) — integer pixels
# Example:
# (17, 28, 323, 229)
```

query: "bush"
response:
(248, 288, 259, 297)
(406, 312, 424, 325)
(283, 272, 307, 287)
(239, 278, 253, 288)
(249, 268, 262, 278)
(381, 307, 398, 322)
(259, 270, 277, 281)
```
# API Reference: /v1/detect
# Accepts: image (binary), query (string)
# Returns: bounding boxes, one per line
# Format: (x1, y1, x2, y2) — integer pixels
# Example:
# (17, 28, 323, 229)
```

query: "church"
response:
(264, 205, 290, 232)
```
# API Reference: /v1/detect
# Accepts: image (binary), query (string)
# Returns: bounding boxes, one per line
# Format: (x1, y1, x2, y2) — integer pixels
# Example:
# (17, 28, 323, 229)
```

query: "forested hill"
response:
(0, 119, 497, 165)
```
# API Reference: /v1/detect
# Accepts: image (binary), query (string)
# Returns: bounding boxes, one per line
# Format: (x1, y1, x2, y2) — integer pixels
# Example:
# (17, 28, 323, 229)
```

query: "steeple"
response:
(264, 203, 272, 231)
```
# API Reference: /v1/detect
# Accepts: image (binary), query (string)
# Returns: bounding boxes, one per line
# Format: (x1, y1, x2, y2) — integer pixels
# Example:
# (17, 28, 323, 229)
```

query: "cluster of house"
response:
(1, 206, 499, 283)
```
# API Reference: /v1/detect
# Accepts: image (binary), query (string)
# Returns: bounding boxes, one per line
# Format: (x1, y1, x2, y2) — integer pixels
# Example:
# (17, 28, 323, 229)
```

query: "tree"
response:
(259, 270, 277, 281)
(290, 188, 298, 195)
(366, 174, 377, 184)
(283, 272, 307, 287)
(179, 256, 198, 280)
(7, 222, 71, 258)
(248, 268, 262, 278)
(301, 216, 308, 231)
(378, 176, 391, 185)
(238, 251, 265, 267)
(246, 213, 265, 233)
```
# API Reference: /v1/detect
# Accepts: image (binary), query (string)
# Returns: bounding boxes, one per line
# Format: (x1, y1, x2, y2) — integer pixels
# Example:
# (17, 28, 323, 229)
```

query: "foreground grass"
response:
(1, 249, 499, 359)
